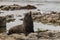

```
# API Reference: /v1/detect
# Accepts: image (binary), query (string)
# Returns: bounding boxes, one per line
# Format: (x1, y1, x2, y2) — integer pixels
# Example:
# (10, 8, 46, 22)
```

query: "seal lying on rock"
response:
(23, 11, 34, 35)
(7, 11, 34, 35)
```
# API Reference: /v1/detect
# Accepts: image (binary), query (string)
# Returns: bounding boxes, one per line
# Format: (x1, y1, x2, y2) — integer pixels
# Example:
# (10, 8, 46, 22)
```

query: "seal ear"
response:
(24, 11, 32, 17)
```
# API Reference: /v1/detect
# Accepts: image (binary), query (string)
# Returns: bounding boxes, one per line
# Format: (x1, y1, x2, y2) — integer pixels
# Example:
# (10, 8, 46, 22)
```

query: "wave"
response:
(0, 0, 60, 3)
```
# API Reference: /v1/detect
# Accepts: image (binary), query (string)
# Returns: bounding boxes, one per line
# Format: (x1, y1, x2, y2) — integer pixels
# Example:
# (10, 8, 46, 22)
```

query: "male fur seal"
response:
(7, 11, 34, 35)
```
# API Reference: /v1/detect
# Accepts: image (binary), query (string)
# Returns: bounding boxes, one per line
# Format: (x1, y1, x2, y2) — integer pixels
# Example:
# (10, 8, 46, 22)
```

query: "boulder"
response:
(1, 6, 10, 10)
(0, 4, 36, 10)
(20, 5, 36, 9)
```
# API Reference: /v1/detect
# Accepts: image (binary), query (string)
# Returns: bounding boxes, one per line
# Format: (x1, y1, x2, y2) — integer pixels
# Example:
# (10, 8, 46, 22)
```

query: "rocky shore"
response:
(0, 4, 60, 40)
(1, 11, 60, 40)
(19, 11, 60, 26)
(0, 4, 36, 11)
(0, 31, 60, 40)
(32, 11, 60, 26)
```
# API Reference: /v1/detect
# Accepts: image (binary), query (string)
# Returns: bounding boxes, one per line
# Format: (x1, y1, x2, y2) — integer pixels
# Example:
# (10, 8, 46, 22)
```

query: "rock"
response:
(47, 17, 53, 22)
(6, 14, 14, 18)
(1, 6, 10, 10)
(5, 37, 16, 40)
(20, 18, 23, 21)
(0, 4, 36, 10)
(28, 33, 37, 38)
(9, 34, 27, 40)
(6, 14, 15, 22)
(37, 9, 40, 11)
(50, 11, 57, 14)
(10, 4, 21, 10)
(0, 33, 8, 39)
(12, 4, 20, 6)
(0, 32, 60, 40)
(32, 12, 41, 15)
(20, 5, 36, 10)
(0, 5, 6, 8)
(17, 15, 22, 17)
(6, 18, 15, 23)
(33, 11, 60, 26)
(0, 4, 21, 11)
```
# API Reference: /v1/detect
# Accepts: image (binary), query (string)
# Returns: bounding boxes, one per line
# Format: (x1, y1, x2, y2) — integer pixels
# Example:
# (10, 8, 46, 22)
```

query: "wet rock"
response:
(20, 5, 36, 10)
(33, 11, 60, 26)
(37, 9, 40, 11)
(50, 11, 57, 14)
(6, 18, 15, 23)
(1, 6, 10, 11)
(0, 31, 60, 40)
(6, 14, 15, 23)
(0, 4, 20, 10)
(28, 33, 37, 38)
(10, 4, 21, 10)
(17, 15, 22, 17)
(6, 14, 14, 18)
(9, 34, 27, 40)
(32, 12, 41, 15)
(0, 12, 4, 14)
(0, 4, 36, 10)
(12, 4, 20, 6)
(5, 37, 16, 40)
(48, 32, 55, 38)
(0, 5, 6, 8)
(20, 18, 23, 21)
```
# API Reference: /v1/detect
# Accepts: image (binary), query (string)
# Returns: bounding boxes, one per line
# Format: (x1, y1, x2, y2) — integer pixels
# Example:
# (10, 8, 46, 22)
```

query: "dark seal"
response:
(7, 11, 34, 35)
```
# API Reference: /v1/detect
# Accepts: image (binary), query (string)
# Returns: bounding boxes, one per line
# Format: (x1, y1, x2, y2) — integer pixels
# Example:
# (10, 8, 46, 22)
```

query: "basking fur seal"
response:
(7, 11, 34, 35)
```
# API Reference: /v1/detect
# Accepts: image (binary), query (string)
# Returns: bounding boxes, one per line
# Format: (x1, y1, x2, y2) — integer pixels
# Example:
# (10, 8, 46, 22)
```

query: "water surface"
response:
(0, 1, 60, 31)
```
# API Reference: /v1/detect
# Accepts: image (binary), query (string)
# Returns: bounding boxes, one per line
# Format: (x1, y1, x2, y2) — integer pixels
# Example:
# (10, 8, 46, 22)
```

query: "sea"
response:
(0, 0, 60, 32)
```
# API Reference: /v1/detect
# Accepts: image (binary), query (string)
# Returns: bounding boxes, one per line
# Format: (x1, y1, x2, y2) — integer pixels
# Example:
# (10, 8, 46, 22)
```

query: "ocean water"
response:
(0, 1, 60, 32)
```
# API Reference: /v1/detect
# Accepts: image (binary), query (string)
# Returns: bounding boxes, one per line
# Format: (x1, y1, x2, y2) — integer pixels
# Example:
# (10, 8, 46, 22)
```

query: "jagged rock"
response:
(1, 6, 10, 10)
(32, 11, 60, 26)
(6, 14, 15, 22)
(6, 14, 14, 18)
(20, 5, 36, 9)
(9, 34, 27, 40)
(5, 37, 16, 40)
(10, 4, 21, 10)
(28, 33, 37, 38)
(32, 12, 41, 15)
(6, 18, 15, 23)
(0, 4, 36, 10)
(0, 5, 6, 8)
